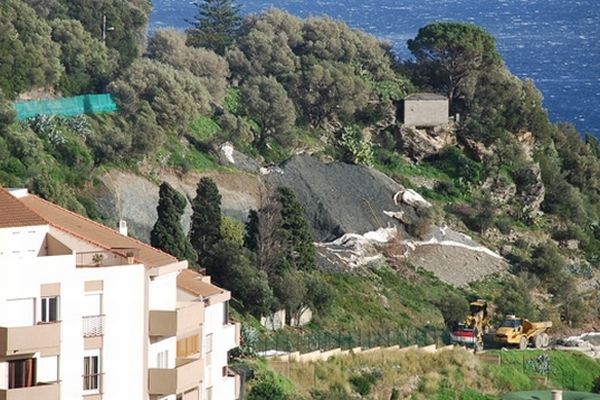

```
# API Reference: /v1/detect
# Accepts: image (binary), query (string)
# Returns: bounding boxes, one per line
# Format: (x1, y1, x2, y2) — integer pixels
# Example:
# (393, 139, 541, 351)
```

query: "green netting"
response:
(14, 94, 117, 120)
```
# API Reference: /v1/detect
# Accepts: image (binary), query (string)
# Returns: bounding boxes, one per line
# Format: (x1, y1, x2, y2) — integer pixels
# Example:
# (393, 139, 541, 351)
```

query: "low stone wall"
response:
(269, 343, 457, 363)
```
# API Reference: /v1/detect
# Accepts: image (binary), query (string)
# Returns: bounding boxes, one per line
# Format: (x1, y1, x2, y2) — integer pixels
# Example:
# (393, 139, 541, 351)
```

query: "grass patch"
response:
(264, 348, 600, 399)
(309, 265, 457, 333)
(162, 135, 220, 172)
(189, 115, 220, 140)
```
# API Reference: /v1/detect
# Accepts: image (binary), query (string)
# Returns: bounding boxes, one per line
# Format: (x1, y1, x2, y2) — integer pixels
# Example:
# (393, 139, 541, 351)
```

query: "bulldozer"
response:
(494, 315, 552, 349)
(450, 299, 491, 351)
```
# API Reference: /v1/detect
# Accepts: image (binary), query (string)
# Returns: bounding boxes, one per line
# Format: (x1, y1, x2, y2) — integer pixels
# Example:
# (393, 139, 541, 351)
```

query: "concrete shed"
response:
(401, 93, 449, 128)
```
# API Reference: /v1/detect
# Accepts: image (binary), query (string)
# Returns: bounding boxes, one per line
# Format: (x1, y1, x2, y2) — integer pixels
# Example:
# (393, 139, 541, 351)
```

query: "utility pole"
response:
(102, 15, 115, 47)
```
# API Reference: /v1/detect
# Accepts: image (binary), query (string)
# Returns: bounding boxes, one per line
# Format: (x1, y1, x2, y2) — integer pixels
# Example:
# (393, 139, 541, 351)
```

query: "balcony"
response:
(148, 357, 203, 396)
(82, 315, 105, 337)
(149, 301, 204, 337)
(0, 323, 60, 356)
(0, 382, 59, 400)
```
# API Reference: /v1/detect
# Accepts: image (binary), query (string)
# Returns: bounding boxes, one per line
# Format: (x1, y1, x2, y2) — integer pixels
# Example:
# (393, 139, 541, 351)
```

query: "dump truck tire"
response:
(534, 335, 544, 348)
(519, 336, 528, 350)
(541, 333, 550, 348)
(475, 341, 484, 352)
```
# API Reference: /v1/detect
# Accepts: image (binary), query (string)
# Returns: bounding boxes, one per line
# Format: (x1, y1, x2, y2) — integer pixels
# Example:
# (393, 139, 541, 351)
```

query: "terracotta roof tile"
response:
(0, 188, 46, 228)
(177, 269, 225, 298)
(19, 193, 178, 268)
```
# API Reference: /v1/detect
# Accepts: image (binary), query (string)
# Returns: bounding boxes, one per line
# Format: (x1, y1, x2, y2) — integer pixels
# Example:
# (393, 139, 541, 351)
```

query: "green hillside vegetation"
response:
(241, 349, 600, 399)
(2, 0, 600, 337)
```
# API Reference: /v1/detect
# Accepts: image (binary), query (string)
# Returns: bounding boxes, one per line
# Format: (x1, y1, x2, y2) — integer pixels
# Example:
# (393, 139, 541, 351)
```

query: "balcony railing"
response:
(0, 382, 59, 400)
(0, 323, 60, 356)
(149, 301, 204, 337)
(148, 357, 203, 395)
(82, 315, 105, 337)
(76, 250, 130, 267)
(82, 373, 103, 393)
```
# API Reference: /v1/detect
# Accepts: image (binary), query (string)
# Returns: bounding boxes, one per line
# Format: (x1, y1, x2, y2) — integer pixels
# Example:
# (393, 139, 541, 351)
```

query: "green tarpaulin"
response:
(14, 94, 117, 120)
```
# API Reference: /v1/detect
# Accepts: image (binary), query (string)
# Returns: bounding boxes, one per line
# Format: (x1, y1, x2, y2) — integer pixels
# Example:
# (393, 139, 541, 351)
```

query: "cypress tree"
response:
(190, 177, 222, 262)
(243, 209, 259, 252)
(150, 182, 196, 262)
(277, 187, 315, 270)
(186, 0, 241, 55)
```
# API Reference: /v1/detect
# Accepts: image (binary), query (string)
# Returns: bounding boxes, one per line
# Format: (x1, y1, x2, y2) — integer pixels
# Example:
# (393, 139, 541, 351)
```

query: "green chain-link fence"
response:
(257, 326, 445, 354)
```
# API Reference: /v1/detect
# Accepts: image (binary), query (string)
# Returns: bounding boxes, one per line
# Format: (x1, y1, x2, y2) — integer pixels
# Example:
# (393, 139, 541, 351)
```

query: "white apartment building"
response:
(0, 188, 240, 400)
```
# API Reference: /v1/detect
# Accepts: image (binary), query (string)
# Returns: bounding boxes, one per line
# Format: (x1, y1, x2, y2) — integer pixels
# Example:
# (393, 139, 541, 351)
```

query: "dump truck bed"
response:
(523, 320, 552, 338)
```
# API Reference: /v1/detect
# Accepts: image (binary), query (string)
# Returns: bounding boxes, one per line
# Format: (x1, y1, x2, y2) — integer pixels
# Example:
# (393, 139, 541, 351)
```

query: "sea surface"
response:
(150, 0, 600, 136)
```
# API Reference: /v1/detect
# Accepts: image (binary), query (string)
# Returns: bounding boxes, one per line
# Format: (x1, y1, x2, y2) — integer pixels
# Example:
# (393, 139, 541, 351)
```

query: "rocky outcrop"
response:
(93, 169, 265, 242)
(397, 124, 456, 162)
(517, 163, 545, 217)
(481, 175, 517, 205)
(218, 142, 261, 173)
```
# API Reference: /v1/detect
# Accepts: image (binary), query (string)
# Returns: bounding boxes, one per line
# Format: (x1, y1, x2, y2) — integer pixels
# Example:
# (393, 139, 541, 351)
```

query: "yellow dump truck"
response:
(495, 315, 552, 349)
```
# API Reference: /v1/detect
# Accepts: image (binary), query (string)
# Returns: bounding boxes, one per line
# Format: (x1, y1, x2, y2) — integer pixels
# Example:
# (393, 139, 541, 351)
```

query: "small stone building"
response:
(401, 93, 449, 128)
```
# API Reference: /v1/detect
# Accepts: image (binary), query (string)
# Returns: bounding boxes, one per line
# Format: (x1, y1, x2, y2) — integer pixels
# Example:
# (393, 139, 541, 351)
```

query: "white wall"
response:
(77, 264, 146, 400)
(149, 272, 177, 311)
(0, 225, 47, 258)
(203, 302, 237, 400)
(37, 356, 59, 383)
(0, 247, 148, 400)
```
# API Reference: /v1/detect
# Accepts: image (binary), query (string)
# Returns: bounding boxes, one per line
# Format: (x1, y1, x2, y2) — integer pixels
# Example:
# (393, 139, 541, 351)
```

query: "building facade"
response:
(402, 93, 449, 128)
(0, 188, 239, 400)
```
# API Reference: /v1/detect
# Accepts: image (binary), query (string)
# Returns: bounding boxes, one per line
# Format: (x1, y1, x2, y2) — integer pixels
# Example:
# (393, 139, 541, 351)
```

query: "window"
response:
(8, 358, 35, 389)
(205, 333, 213, 354)
(83, 354, 100, 392)
(156, 350, 169, 369)
(223, 301, 229, 325)
(41, 297, 59, 323)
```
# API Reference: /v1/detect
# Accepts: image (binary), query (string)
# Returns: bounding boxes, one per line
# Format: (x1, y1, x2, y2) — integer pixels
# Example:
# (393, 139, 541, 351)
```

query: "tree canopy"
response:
(190, 177, 223, 263)
(150, 182, 196, 262)
(186, 0, 241, 55)
(407, 22, 501, 110)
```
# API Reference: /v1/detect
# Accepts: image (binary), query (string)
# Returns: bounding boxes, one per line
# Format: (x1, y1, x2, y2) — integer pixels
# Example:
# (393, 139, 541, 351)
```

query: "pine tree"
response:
(150, 182, 196, 262)
(190, 177, 222, 262)
(277, 187, 315, 270)
(186, 0, 241, 55)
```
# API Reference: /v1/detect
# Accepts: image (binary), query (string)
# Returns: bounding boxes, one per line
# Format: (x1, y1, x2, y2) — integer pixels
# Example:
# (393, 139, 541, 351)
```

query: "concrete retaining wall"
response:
(267, 343, 455, 363)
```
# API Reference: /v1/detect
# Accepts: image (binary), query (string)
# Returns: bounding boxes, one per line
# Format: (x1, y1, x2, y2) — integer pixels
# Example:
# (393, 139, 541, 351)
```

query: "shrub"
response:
(349, 368, 382, 396)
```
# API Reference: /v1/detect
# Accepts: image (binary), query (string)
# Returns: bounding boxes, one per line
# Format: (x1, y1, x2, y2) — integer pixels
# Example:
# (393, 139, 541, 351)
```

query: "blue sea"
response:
(150, 0, 600, 136)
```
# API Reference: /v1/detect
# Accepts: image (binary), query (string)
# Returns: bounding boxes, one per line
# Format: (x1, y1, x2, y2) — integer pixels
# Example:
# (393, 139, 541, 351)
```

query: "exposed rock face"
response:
(397, 124, 456, 162)
(482, 175, 517, 205)
(517, 163, 545, 217)
(218, 142, 261, 173)
(93, 169, 264, 242)
(263, 154, 423, 241)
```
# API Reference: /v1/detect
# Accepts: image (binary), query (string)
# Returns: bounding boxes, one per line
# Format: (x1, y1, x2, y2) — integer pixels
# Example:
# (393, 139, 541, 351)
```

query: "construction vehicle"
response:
(494, 315, 552, 349)
(450, 300, 491, 351)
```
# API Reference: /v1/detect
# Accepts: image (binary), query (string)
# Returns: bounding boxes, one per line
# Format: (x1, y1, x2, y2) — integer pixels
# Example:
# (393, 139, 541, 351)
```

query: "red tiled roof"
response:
(177, 269, 225, 298)
(0, 188, 46, 228)
(19, 193, 178, 268)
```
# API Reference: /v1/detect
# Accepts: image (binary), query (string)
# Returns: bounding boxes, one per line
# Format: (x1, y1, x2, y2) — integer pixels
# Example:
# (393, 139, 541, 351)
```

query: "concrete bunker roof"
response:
(405, 93, 448, 101)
